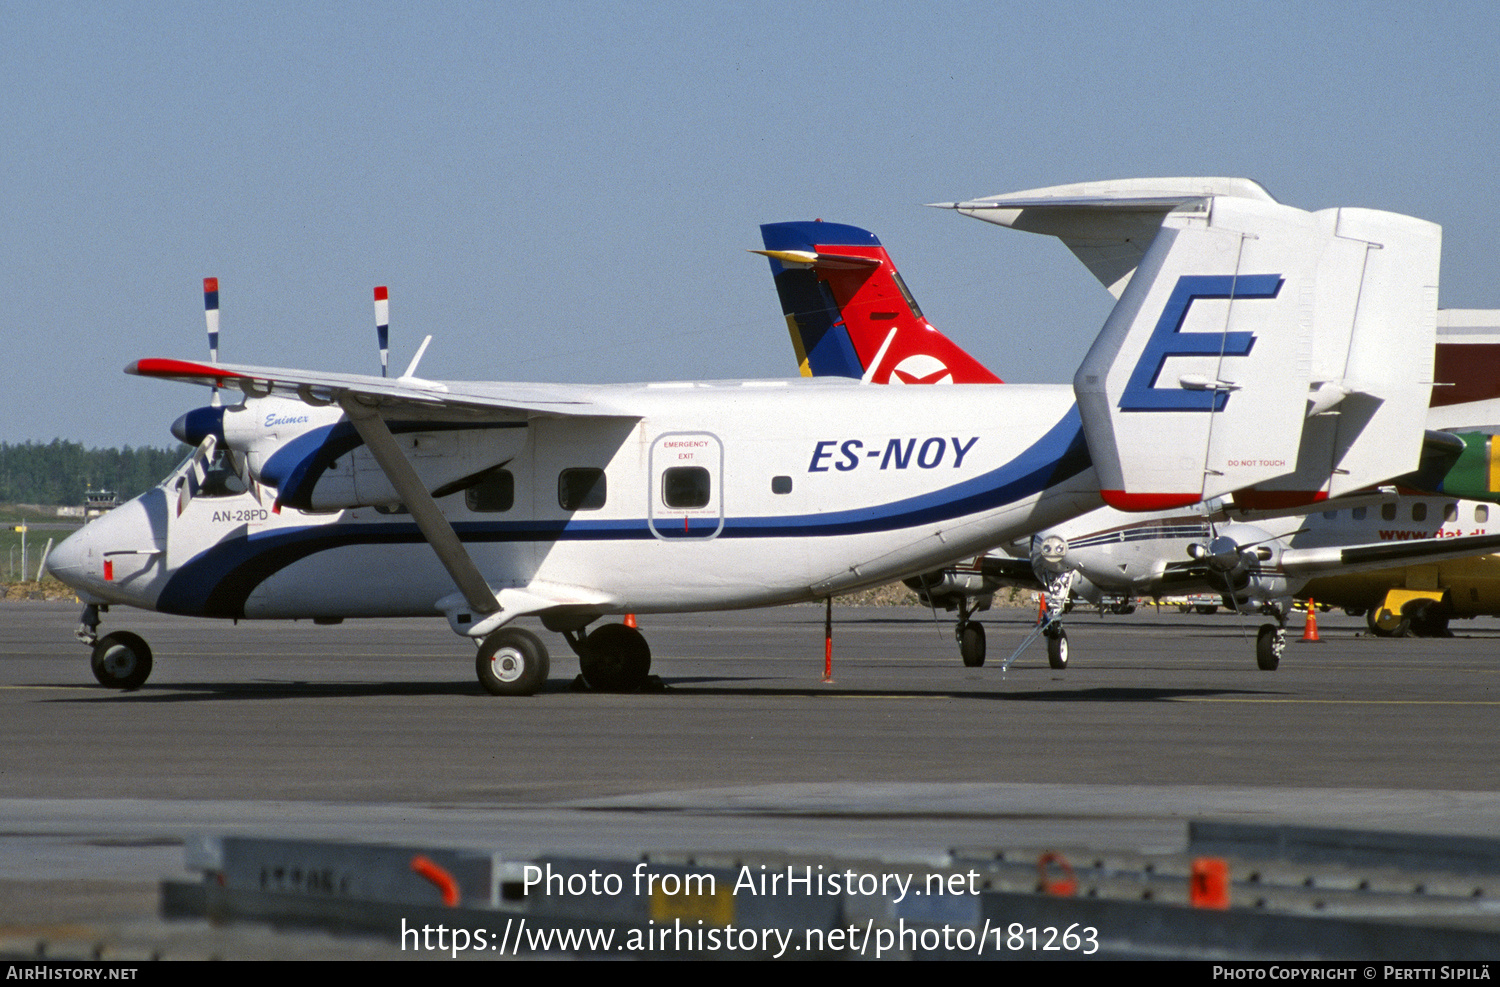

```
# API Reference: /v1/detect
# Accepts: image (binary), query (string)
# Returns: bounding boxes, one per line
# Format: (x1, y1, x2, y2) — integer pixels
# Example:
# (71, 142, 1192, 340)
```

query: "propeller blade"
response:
(203, 277, 221, 406)
(374, 286, 390, 378)
(177, 434, 217, 517)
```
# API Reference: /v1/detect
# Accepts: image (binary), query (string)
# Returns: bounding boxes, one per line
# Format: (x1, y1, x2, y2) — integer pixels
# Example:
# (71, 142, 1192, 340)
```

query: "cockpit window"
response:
(164, 446, 245, 498)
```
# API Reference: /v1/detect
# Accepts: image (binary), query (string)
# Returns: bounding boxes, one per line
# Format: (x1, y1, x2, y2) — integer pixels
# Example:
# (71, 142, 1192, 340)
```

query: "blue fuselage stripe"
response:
(159, 407, 1092, 617)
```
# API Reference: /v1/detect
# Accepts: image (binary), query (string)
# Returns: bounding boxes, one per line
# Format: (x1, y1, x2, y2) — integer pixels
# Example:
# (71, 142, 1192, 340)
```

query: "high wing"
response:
(131, 356, 642, 634)
(1155, 530, 1500, 586)
(129, 357, 641, 421)
(1278, 532, 1500, 577)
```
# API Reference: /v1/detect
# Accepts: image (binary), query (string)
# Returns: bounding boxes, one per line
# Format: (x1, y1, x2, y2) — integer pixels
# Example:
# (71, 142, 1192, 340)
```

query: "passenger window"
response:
(1352, 506, 1366, 520)
(1381, 503, 1396, 521)
(558, 468, 606, 511)
(1411, 502, 1427, 522)
(771, 475, 792, 495)
(1445, 503, 1458, 523)
(1322, 510, 1337, 520)
(662, 466, 710, 509)
(1478, 505, 1490, 524)
(466, 469, 514, 512)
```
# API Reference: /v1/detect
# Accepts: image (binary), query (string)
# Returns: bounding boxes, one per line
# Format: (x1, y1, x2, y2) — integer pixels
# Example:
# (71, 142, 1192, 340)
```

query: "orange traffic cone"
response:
(1301, 600, 1320, 642)
(1037, 592, 1047, 623)
(624, 613, 637, 629)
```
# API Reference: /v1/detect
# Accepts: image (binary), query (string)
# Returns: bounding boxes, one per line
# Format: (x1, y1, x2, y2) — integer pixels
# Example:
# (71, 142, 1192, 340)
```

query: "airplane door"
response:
(649, 432, 723, 540)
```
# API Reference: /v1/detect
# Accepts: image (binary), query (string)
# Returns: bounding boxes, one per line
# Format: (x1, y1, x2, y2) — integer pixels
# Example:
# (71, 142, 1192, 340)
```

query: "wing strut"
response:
(338, 398, 502, 618)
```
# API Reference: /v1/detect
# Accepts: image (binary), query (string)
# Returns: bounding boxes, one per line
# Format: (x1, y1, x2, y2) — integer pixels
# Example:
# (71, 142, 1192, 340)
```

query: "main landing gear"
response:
(472, 619, 662, 696)
(475, 627, 551, 696)
(955, 598, 986, 667)
(75, 604, 154, 690)
(1365, 600, 1451, 639)
(569, 622, 653, 692)
(471, 619, 662, 696)
(951, 598, 1074, 670)
(473, 618, 659, 696)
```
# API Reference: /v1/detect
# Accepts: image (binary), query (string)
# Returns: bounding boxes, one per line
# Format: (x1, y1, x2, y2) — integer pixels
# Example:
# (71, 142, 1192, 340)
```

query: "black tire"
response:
(1405, 600, 1452, 638)
(959, 621, 986, 667)
(1365, 607, 1410, 638)
(1256, 623, 1282, 671)
(1194, 604, 1218, 615)
(1045, 626, 1069, 670)
(476, 628, 550, 696)
(578, 623, 652, 692)
(90, 632, 152, 690)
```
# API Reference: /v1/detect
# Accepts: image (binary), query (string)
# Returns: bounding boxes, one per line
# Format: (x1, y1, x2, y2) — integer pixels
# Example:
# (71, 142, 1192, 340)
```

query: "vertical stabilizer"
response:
(756, 221, 1001, 384)
(1067, 194, 1439, 509)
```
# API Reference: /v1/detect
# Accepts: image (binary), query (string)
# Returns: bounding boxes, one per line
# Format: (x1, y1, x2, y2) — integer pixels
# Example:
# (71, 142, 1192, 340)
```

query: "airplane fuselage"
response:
(1023, 495, 1500, 607)
(49, 380, 1101, 625)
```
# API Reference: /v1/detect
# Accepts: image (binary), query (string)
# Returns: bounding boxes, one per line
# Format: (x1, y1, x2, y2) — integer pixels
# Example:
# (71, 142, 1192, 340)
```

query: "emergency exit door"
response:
(648, 432, 723, 540)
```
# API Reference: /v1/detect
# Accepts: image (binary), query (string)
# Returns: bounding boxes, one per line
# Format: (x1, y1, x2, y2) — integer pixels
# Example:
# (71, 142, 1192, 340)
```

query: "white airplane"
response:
(755, 183, 1500, 669)
(46, 182, 1446, 693)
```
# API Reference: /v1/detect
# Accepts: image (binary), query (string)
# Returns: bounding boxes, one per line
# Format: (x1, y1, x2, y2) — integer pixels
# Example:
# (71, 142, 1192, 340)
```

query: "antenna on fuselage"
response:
(374, 285, 390, 377)
(203, 277, 221, 406)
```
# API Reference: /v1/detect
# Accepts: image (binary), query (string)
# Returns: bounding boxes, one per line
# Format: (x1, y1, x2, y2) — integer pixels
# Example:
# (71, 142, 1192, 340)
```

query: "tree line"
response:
(0, 440, 188, 506)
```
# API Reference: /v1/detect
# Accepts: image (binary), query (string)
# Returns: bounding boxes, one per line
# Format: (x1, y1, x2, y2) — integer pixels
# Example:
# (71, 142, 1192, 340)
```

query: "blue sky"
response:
(5, 1, 1498, 448)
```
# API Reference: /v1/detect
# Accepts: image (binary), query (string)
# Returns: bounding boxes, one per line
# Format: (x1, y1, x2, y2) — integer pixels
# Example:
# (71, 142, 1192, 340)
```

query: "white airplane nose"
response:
(45, 525, 90, 582)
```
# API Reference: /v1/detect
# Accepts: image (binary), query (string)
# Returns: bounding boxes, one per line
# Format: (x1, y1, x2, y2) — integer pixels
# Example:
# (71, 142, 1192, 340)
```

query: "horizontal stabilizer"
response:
(930, 177, 1277, 297)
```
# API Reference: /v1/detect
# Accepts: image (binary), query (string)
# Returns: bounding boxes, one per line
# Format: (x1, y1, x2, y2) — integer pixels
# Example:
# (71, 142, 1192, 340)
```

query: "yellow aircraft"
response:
(1301, 553, 1500, 638)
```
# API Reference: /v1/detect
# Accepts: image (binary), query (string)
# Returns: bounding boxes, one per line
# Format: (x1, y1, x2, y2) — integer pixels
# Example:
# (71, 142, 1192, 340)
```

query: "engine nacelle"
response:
(1186, 522, 1290, 606)
(1030, 532, 1069, 576)
(903, 565, 996, 612)
(174, 398, 527, 511)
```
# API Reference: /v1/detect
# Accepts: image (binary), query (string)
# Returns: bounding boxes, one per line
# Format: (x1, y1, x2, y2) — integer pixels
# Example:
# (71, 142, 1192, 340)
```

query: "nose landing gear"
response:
(77, 603, 154, 690)
(90, 632, 153, 690)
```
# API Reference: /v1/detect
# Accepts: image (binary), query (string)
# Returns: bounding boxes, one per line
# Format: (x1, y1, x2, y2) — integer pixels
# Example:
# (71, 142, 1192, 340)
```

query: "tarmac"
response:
(1, 599, 1496, 958)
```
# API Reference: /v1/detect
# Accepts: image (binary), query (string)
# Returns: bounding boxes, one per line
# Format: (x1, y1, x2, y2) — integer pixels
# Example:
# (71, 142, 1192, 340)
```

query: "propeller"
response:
(176, 434, 218, 516)
(203, 277, 221, 406)
(187, 278, 255, 498)
(374, 286, 390, 377)
(1185, 519, 1294, 609)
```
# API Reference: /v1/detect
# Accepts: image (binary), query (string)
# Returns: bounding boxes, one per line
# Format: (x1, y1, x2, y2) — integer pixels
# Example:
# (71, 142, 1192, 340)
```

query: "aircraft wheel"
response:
(578, 623, 652, 692)
(476, 628, 550, 696)
(1405, 600, 1452, 638)
(90, 632, 153, 690)
(1365, 607, 1410, 638)
(1044, 626, 1069, 670)
(959, 621, 986, 667)
(1195, 604, 1218, 615)
(1255, 624, 1283, 671)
